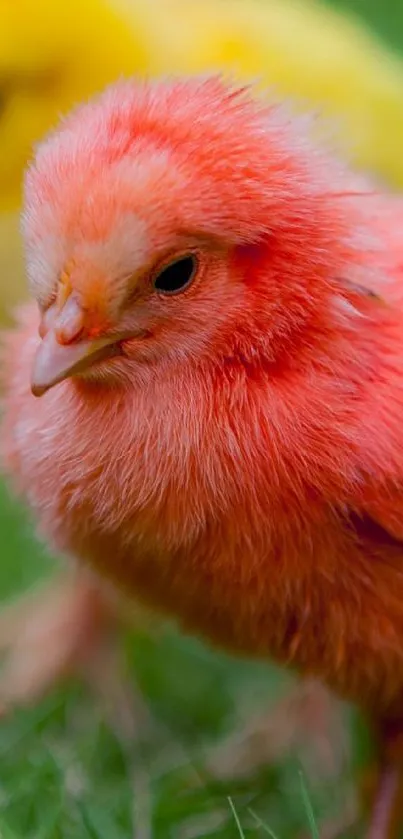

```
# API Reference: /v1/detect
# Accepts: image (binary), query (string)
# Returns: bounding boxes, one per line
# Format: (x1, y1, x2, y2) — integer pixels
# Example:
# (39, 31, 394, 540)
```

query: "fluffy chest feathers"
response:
(2, 314, 358, 557)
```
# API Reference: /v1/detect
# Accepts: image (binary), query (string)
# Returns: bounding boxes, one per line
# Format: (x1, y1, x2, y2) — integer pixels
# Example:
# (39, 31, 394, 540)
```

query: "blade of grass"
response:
(228, 796, 246, 839)
(299, 771, 319, 839)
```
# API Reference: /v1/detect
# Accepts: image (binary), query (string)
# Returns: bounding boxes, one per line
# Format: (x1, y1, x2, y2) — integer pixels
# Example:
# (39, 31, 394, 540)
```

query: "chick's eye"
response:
(153, 254, 197, 295)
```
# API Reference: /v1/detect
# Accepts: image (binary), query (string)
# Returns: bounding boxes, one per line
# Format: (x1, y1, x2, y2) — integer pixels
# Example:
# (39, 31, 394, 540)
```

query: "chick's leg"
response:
(0, 567, 150, 729)
(363, 718, 403, 839)
(207, 678, 349, 784)
(365, 767, 403, 839)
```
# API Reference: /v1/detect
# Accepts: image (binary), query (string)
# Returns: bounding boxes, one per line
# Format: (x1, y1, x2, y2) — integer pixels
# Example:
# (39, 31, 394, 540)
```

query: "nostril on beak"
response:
(54, 296, 85, 345)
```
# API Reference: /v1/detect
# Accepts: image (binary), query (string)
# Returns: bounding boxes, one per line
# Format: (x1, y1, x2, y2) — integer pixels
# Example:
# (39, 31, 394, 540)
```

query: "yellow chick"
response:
(2, 0, 403, 320)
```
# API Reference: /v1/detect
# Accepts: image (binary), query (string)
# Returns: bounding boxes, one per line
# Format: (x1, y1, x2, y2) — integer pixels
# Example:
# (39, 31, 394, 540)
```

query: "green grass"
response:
(1, 0, 403, 836)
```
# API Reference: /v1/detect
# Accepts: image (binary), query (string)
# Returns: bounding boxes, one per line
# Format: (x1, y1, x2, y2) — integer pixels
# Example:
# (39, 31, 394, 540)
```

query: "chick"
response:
(3, 76, 403, 835)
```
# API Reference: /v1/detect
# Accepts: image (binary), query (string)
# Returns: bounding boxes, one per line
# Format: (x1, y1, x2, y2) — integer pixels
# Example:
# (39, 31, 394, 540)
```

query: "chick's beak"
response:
(31, 296, 122, 397)
(31, 331, 122, 397)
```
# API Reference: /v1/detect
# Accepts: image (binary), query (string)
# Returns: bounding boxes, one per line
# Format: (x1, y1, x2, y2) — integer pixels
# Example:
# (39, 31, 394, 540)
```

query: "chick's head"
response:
(23, 77, 365, 397)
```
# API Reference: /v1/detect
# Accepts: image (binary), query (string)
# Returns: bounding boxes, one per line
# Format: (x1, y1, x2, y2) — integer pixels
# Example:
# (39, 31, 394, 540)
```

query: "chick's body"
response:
(5, 292, 403, 719)
(5, 299, 403, 722)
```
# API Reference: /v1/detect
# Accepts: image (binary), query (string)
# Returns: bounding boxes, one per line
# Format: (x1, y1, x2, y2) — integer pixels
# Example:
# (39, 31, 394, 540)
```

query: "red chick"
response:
(2, 76, 403, 837)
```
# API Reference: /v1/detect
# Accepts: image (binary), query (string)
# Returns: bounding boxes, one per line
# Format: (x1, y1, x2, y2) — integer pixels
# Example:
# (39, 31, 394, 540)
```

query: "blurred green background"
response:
(0, 1, 402, 837)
